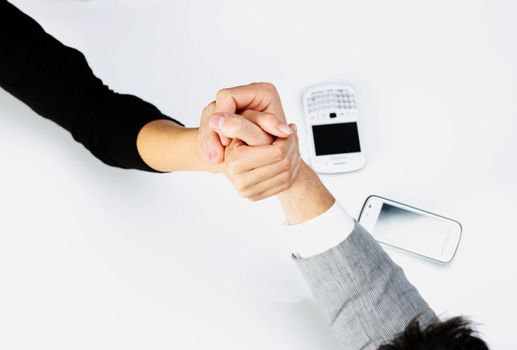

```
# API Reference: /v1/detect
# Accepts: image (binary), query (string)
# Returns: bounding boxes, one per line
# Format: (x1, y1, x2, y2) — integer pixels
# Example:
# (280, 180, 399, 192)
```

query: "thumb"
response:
(200, 129, 225, 163)
(209, 113, 273, 146)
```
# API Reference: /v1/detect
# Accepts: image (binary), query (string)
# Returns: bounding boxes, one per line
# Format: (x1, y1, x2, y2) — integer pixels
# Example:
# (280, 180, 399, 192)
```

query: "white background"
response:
(1, 0, 516, 348)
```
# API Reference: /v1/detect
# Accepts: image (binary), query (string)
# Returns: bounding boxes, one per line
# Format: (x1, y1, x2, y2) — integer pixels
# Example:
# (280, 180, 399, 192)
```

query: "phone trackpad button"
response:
(332, 158, 348, 165)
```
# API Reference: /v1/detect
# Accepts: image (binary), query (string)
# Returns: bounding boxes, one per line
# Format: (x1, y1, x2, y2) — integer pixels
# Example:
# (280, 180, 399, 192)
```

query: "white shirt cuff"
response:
(284, 202, 355, 258)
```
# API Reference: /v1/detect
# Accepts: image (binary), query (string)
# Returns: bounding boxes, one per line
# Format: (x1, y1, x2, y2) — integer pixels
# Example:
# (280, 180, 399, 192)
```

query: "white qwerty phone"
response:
(302, 83, 365, 173)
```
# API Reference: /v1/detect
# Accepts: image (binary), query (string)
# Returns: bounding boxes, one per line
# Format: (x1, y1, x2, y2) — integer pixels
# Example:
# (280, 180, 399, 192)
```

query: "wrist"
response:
(137, 120, 221, 173)
(278, 161, 335, 225)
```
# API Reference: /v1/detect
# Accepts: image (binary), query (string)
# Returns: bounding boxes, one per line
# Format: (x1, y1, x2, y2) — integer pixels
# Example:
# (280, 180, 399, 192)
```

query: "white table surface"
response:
(1, 0, 516, 348)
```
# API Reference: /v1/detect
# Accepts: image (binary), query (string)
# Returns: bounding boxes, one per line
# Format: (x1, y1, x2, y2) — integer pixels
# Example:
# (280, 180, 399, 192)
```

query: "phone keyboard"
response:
(306, 88, 358, 121)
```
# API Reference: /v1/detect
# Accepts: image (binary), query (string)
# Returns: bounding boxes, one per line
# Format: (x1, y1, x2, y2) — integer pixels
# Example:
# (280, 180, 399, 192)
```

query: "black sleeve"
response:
(0, 1, 184, 171)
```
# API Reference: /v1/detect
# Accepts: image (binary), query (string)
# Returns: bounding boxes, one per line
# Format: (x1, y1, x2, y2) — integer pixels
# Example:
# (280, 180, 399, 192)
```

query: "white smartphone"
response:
(358, 195, 462, 263)
(302, 83, 365, 174)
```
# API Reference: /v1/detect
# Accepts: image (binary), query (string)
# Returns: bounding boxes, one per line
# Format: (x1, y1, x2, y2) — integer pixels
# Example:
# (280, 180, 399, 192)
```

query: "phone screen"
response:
(312, 122, 361, 155)
(372, 202, 454, 259)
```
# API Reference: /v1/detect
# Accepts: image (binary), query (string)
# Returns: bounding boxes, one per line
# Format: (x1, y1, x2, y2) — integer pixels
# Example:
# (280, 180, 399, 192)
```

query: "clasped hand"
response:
(198, 83, 301, 201)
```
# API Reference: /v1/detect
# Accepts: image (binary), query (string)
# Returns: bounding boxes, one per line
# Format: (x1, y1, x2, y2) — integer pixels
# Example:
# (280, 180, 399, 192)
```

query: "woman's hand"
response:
(198, 82, 292, 163)
(200, 101, 301, 201)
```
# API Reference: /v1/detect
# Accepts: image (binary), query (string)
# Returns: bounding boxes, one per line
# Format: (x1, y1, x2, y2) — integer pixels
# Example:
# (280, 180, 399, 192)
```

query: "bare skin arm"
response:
(278, 161, 335, 225)
(204, 83, 335, 220)
(137, 120, 219, 173)
(136, 105, 300, 203)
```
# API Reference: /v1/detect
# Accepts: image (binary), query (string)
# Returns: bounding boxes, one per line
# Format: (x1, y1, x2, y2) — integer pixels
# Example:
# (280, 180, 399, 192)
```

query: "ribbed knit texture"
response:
(295, 222, 437, 349)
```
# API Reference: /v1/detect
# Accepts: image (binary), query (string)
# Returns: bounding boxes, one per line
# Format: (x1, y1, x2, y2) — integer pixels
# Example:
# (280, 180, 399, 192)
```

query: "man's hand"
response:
(222, 128, 301, 201)
(199, 82, 293, 163)
(201, 102, 301, 201)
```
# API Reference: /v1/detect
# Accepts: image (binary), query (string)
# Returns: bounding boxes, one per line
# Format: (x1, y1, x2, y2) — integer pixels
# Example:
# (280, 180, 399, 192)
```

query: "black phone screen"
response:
(312, 122, 361, 156)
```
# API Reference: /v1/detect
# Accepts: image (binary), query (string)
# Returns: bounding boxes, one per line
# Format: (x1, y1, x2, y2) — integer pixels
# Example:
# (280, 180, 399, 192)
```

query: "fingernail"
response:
(278, 123, 293, 135)
(210, 114, 226, 131)
(290, 124, 298, 132)
(219, 133, 228, 145)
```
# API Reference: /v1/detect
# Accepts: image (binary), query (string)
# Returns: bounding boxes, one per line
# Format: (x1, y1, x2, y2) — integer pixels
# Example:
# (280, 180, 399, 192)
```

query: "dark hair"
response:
(378, 316, 489, 350)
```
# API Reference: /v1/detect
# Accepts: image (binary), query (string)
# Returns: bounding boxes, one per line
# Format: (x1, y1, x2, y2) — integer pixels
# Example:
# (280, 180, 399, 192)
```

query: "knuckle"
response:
(245, 192, 260, 201)
(273, 146, 286, 162)
(240, 187, 260, 201)
(234, 179, 247, 192)
(227, 161, 240, 174)
(280, 171, 291, 183)
(262, 112, 277, 125)
(280, 158, 291, 171)
(226, 117, 242, 133)
(239, 191, 252, 200)
(260, 82, 277, 93)
(216, 88, 230, 99)
(202, 101, 216, 114)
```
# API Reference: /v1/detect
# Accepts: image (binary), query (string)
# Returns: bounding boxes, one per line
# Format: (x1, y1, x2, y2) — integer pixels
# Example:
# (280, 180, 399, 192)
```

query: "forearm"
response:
(278, 161, 335, 225)
(137, 119, 220, 173)
(295, 225, 437, 348)
(282, 164, 437, 348)
(1, 2, 188, 172)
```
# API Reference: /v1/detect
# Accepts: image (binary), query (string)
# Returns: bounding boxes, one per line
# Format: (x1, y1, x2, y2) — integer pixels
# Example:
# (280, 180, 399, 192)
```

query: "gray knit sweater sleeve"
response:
(294, 222, 437, 349)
